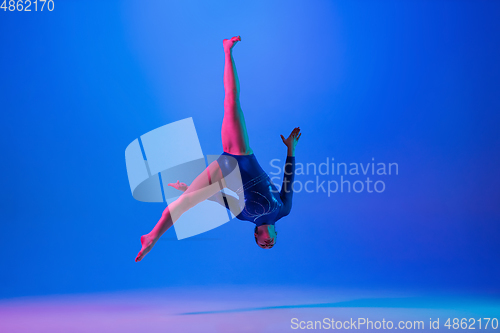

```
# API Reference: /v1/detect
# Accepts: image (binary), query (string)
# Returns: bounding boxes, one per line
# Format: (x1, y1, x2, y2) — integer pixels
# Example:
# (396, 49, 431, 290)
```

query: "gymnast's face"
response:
(254, 225, 277, 249)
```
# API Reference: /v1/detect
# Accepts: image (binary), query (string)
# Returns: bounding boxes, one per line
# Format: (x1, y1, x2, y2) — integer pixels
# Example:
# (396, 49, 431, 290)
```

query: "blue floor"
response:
(1, 286, 499, 332)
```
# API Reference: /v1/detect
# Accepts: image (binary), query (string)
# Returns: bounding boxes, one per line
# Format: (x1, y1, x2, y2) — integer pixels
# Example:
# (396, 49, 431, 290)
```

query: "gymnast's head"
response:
(254, 224, 277, 249)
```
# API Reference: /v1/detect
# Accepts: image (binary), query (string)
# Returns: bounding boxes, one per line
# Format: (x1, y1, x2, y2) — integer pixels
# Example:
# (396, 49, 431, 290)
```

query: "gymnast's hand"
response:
(281, 127, 301, 156)
(168, 180, 188, 192)
(168, 180, 226, 206)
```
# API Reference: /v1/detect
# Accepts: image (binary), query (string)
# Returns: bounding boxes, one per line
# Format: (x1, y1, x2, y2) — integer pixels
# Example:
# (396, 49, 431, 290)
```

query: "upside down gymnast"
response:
(135, 36, 301, 262)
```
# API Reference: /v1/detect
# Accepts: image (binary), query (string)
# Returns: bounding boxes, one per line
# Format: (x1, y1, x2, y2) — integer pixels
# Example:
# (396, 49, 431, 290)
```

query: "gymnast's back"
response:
(216, 152, 294, 226)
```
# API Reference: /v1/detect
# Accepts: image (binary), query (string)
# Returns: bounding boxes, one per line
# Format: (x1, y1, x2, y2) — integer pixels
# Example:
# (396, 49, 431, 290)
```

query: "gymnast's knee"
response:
(176, 193, 196, 212)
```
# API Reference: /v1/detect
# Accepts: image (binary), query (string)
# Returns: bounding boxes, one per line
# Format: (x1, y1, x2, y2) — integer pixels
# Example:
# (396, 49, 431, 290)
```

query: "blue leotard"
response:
(215, 152, 295, 226)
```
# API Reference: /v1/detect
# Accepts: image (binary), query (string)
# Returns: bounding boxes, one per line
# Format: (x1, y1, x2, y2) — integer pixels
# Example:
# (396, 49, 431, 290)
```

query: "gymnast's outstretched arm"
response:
(278, 127, 301, 217)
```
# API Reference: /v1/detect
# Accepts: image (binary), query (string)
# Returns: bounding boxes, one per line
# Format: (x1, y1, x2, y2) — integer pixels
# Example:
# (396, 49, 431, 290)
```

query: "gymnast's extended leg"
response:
(135, 151, 226, 262)
(221, 36, 253, 155)
(135, 36, 249, 262)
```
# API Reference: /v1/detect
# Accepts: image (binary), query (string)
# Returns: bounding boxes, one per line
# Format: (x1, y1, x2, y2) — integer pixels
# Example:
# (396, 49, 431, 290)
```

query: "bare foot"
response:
(135, 234, 157, 262)
(223, 36, 241, 52)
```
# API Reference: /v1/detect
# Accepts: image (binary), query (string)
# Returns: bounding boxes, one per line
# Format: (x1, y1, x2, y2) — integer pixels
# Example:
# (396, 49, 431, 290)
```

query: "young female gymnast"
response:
(135, 36, 301, 262)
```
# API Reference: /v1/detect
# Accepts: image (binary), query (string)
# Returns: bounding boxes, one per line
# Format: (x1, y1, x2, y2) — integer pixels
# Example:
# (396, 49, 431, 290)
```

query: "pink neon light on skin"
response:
(135, 36, 301, 261)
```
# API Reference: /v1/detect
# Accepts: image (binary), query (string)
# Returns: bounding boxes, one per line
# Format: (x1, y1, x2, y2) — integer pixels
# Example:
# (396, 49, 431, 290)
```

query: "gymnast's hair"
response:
(254, 226, 276, 249)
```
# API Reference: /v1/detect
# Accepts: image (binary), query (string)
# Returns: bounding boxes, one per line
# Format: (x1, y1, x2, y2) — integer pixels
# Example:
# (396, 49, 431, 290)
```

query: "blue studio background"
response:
(1, 0, 499, 299)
